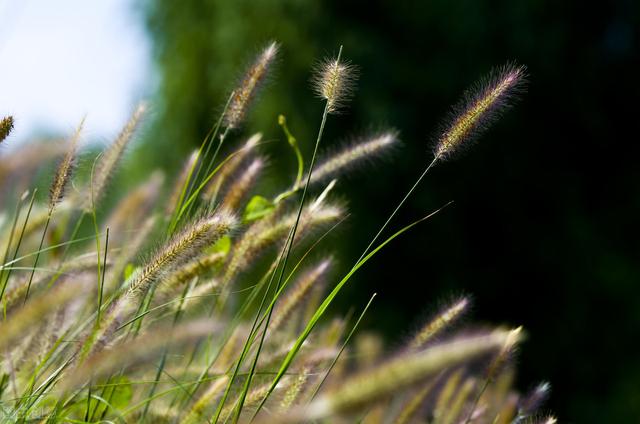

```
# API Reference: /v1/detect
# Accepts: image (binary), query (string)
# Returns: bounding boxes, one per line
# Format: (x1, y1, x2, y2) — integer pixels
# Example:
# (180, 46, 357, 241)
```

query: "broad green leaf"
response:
(124, 263, 136, 280)
(106, 376, 133, 411)
(242, 195, 275, 223)
(210, 235, 231, 255)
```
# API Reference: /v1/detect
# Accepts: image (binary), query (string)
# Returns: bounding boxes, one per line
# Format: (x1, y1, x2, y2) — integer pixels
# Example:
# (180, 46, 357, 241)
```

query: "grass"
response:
(0, 43, 554, 423)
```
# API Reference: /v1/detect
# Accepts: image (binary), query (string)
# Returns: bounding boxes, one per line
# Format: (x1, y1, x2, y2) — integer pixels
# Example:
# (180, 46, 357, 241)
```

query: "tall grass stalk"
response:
(228, 46, 350, 423)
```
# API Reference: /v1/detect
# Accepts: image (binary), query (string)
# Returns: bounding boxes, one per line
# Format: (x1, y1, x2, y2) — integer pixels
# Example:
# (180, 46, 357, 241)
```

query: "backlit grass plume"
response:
(220, 157, 265, 210)
(312, 46, 358, 113)
(125, 210, 235, 301)
(49, 119, 83, 211)
(435, 63, 527, 160)
(86, 102, 146, 210)
(224, 41, 279, 129)
(410, 296, 471, 349)
(306, 130, 399, 186)
(0, 43, 550, 424)
(21, 120, 83, 302)
(351, 63, 527, 278)
(203, 133, 261, 202)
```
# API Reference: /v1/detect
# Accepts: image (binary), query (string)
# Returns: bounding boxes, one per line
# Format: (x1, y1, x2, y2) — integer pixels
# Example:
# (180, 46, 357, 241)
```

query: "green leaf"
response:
(210, 235, 231, 255)
(242, 195, 275, 222)
(0, 374, 8, 398)
(124, 263, 136, 280)
(67, 377, 132, 420)
(251, 203, 452, 419)
(106, 376, 133, 411)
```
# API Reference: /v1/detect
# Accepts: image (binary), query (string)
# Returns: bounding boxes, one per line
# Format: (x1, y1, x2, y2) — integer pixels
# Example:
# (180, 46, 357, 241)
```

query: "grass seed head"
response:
(203, 132, 261, 201)
(221, 156, 265, 210)
(156, 251, 226, 300)
(312, 50, 359, 113)
(86, 102, 146, 210)
(49, 119, 84, 211)
(410, 296, 471, 349)
(434, 63, 527, 160)
(270, 258, 332, 331)
(1, 115, 14, 143)
(224, 201, 342, 285)
(126, 209, 236, 301)
(224, 41, 279, 129)
(519, 382, 551, 415)
(308, 130, 399, 185)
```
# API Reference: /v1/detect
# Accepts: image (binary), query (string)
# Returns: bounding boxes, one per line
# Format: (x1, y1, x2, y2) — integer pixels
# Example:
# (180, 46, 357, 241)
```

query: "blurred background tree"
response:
(139, 0, 639, 421)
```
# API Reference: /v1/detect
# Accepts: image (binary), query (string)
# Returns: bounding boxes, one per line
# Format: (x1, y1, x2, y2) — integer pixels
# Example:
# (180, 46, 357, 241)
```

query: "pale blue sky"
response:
(0, 0, 151, 144)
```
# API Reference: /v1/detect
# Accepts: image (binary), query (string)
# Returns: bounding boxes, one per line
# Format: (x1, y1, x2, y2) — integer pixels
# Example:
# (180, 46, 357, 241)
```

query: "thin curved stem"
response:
(357, 155, 438, 264)
(23, 211, 52, 304)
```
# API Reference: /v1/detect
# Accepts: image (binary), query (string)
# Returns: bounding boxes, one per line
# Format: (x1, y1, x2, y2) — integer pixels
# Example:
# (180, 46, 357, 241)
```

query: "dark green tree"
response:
(139, 1, 640, 422)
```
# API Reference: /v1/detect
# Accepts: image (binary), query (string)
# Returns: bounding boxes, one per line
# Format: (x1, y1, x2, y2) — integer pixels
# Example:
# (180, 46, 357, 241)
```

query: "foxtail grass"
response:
(0, 43, 547, 424)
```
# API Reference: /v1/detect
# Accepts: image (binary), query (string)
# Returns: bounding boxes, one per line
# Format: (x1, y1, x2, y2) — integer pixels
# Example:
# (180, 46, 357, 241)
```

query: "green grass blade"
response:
(251, 202, 452, 420)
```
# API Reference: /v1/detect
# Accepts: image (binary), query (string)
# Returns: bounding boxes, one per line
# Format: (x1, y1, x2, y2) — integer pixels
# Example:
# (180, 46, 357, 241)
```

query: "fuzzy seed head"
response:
(220, 157, 265, 210)
(1, 116, 14, 143)
(435, 63, 526, 159)
(184, 376, 230, 423)
(156, 251, 225, 302)
(107, 170, 164, 237)
(203, 133, 261, 201)
(224, 201, 342, 284)
(519, 382, 551, 415)
(126, 210, 236, 300)
(49, 119, 84, 211)
(308, 131, 399, 185)
(224, 41, 279, 129)
(87, 211, 235, 354)
(313, 53, 358, 113)
(410, 296, 470, 349)
(86, 102, 146, 210)
(270, 258, 332, 331)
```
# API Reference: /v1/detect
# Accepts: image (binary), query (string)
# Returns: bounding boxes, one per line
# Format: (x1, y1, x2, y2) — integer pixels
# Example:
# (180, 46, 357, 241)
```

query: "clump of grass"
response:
(0, 43, 552, 424)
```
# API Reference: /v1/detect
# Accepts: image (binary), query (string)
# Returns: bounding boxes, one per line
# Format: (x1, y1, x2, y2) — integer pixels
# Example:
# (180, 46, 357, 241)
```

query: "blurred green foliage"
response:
(139, 0, 639, 422)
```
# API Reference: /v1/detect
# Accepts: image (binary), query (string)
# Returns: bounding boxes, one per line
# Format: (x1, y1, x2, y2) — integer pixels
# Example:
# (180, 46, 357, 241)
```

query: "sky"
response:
(0, 0, 151, 144)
